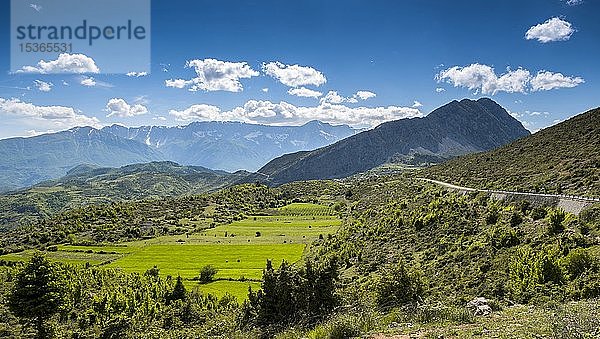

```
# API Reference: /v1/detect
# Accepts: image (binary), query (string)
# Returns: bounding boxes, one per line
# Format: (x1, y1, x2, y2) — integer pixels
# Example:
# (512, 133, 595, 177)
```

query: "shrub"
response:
(508, 245, 564, 303)
(530, 207, 547, 220)
(561, 248, 594, 279)
(547, 208, 566, 235)
(375, 261, 424, 308)
(198, 265, 218, 283)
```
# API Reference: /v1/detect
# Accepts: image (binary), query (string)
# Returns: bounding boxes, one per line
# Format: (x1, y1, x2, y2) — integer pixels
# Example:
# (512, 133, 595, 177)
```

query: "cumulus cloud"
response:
(0, 97, 100, 130)
(166, 59, 259, 92)
(435, 87, 445, 93)
(530, 71, 585, 91)
(354, 91, 376, 100)
(262, 88, 269, 93)
(34, 80, 53, 92)
(126, 71, 148, 77)
(169, 99, 421, 128)
(436, 63, 583, 94)
(525, 17, 575, 43)
(320, 91, 346, 104)
(17, 53, 100, 74)
(105, 98, 148, 118)
(412, 101, 423, 108)
(288, 87, 322, 98)
(263, 62, 326, 87)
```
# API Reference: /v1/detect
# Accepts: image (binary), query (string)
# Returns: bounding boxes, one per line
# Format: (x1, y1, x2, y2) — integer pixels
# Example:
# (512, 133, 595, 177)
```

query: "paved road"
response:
(418, 178, 600, 203)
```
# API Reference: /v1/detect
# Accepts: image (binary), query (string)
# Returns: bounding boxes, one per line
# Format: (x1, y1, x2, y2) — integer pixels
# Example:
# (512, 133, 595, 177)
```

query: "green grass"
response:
(189, 280, 261, 301)
(0, 203, 340, 300)
(277, 202, 335, 216)
(105, 243, 305, 280)
(0, 249, 121, 266)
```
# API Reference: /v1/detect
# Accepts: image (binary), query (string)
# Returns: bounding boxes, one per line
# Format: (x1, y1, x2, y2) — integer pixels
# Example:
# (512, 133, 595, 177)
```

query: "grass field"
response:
(0, 203, 341, 301)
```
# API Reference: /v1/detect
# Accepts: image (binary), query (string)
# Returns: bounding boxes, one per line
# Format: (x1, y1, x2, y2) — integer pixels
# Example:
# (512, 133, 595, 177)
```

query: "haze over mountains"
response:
(257, 98, 530, 185)
(0, 120, 356, 192)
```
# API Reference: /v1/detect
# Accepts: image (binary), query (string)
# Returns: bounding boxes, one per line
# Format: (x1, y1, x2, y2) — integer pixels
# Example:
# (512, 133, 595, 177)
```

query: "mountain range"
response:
(0, 120, 356, 192)
(256, 98, 530, 185)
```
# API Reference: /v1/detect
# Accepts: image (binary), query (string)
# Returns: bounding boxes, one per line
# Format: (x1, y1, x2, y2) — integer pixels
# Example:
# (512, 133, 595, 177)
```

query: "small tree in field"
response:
(8, 252, 66, 338)
(198, 265, 218, 283)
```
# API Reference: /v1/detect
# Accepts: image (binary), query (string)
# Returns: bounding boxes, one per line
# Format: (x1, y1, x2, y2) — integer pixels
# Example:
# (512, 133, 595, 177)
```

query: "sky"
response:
(0, 0, 599, 139)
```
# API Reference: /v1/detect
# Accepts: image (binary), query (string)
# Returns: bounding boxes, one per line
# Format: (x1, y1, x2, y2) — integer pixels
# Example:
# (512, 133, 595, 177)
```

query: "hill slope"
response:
(422, 106, 600, 197)
(257, 98, 530, 184)
(0, 161, 246, 229)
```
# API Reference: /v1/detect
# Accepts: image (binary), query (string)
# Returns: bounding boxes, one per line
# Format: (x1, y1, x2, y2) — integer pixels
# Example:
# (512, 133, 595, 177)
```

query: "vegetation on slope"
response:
(1, 173, 599, 338)
(422, 107, 600, 197)
(0, 161, 248, 230)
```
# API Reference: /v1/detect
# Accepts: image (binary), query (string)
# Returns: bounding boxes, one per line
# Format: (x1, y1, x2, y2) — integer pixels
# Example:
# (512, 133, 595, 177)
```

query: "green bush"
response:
(198, 265, 218, 283)
(508, 245, 564, 303)
(547, 208, 566, 235)
(375, 261, 424, 309)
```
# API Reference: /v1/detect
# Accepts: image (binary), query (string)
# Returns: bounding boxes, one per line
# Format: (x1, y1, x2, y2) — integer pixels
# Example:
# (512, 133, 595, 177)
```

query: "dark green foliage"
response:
(169, 276, 187, 302)
(375, 261, 424, 309)
(244, 258, 339, 334)
(8, 252, 66, 338)
(547, 208, 566, 235)
(198, 265, 218, 283)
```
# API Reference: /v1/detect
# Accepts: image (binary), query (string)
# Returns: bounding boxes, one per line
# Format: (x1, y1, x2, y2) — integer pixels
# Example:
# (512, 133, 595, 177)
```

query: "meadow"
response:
(0, 203, 341, 301)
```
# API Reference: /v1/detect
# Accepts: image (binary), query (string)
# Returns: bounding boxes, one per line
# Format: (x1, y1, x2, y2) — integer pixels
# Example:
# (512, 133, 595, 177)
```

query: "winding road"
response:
(419, 178, 600, 203)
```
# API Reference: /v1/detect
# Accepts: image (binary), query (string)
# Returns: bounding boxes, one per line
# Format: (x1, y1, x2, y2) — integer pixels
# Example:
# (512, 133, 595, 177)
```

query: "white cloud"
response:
(80, 77, 96, 87)
(263, 62, 326, 87)
(435, 87, 445, 93)
(126, 71, 148, 77)
(166, 59, 259, 92)
(62, 80, 69, 86)
(79, 76, 113, 88)
(169, 99, 421, 128)
(0, 97, 100, 130)
(153, 116, 167, 121)
(320, 91, 346, 104)
(169, 104, 222, 121)
(412, 100, 423, 108)
(105, 98, 148, 118)
(354, 90, 376, 100)
(565, 0, 583, 6)
(530, 71, 585, 91)
(262, 88, 269, 93)
(30, 3, 42, 11)
(33, 80, 53, 92)
(17, 53, 100, 74)
(436, 63, 583, 94)
(165, 79, 191, 89)
(287, 87, 322, 98)
(525, 17, 575, 43)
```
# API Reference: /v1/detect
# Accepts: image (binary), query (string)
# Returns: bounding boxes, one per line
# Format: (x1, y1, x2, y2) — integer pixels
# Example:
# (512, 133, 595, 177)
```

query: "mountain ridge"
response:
(0, 120, 356, 191)
(256, 98, 530, 185)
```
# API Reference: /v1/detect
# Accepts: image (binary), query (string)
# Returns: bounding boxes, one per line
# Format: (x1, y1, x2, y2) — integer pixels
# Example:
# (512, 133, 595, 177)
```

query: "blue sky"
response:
(0, 0, 598, 139)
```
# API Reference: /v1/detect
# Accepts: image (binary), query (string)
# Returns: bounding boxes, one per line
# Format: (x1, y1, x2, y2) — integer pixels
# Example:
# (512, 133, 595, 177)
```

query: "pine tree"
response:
(8, 252, 66, 339)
